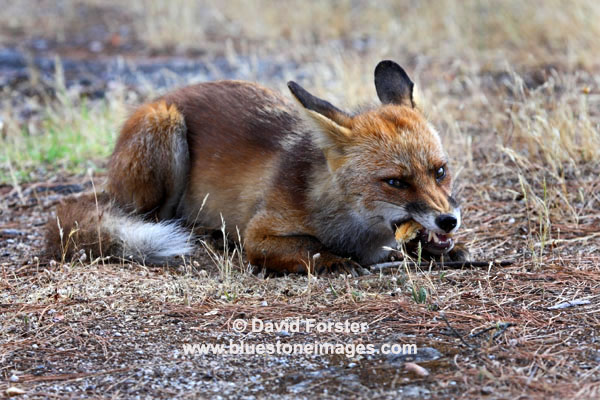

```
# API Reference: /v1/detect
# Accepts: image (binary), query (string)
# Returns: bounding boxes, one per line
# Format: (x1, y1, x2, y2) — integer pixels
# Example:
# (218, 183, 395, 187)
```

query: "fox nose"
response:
(435, 214, 457, 233)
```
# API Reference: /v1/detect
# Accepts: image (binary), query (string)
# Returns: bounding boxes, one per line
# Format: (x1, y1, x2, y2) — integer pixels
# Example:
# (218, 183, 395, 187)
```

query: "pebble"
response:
(481, 386, 494, 395)
(404, 362, 429, 377)
(9, 374, 19, 382)
(89, 41, 104, 53)
(6, 387, 26, 396)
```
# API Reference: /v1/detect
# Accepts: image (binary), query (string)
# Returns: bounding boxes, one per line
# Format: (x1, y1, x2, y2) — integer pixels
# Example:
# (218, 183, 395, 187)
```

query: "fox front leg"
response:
(244, 220, 369, 276)
(445, 242, 471, 262)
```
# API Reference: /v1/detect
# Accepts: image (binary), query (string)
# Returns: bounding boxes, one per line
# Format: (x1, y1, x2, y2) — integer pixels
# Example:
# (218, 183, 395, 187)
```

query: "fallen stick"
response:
(369, 260, 514, 271)
(547, 299, 591, 310)
(439, 313, 475, 349)
(470, 322, 516, 339)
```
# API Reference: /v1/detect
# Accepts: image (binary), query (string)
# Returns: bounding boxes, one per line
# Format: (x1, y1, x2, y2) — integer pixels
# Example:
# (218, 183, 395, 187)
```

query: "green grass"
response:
(1, 96, 120, 183)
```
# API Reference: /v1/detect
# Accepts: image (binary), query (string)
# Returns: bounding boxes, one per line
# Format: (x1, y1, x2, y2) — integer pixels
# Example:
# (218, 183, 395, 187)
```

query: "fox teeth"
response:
(432, 232, 440, 244)
(428, 231, 433, 242)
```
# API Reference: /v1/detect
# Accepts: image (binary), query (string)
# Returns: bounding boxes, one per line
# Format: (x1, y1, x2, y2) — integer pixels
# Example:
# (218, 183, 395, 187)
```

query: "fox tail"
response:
(45, 193, 193, 264)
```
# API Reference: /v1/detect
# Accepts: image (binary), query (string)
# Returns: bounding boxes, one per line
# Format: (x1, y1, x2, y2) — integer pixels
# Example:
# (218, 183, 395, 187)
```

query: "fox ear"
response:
(374, 60, 414, 107)
(288, 81, 353, 170)
(287, 81, 352, 129)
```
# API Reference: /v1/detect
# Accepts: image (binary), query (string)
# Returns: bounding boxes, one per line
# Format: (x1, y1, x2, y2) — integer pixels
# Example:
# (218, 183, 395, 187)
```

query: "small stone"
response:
(481, 386, 494, 395)
(404, 362, 429, 377)
(90, 41, 104, 52)
(33, 365, 46, 376)
(9, 374, 19, 382)
(6, 387, 26, 396)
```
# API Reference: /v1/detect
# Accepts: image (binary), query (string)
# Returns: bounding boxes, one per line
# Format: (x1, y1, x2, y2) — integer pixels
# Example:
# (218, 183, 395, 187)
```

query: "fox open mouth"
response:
(392, 220, 454, 255)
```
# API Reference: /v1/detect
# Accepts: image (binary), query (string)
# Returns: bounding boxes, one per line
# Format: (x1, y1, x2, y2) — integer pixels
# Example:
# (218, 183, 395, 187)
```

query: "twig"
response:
(369, 260, 514, 271)
(470, 322, 516, 339)
(470, 325, 497, 338)
(492, 322, 516, 339)
(534, 232, 600, 247)
(439, 313, 475, 349)
(548, 299, 591, 310)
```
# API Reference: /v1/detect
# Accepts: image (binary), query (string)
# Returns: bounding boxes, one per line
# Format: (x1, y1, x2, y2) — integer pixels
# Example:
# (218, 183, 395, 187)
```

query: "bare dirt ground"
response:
(1, 1, 600, 399)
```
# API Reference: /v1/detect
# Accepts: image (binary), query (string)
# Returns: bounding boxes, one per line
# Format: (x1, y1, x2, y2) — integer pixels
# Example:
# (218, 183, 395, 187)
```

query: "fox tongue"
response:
(420, 230, 442, 243)
(402, 227, 454, 256)
(435, 233, 449, 242)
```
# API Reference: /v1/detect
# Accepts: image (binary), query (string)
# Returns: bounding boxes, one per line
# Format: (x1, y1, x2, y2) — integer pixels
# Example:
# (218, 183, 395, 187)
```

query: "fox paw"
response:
(446, 243, 471, 263)
(314, 254, 371, 277)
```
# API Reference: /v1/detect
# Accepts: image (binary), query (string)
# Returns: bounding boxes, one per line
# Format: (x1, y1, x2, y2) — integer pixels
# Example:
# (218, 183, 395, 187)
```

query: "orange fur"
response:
(108, 100, 188, 218)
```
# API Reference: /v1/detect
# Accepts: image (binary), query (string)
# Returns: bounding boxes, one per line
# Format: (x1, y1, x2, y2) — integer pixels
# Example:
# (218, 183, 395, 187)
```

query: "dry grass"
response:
(1, 0, 599, 398)
(3, 0, 600, 65)
(501, 71, 600, 168)
(104, 0, 600, 68)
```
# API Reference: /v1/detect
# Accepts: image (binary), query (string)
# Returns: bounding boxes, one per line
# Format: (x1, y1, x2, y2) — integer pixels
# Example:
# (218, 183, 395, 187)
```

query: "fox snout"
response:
(405, 198, 461, 235)
(435, 213, 458, 233)
(385, 198, 461, 256)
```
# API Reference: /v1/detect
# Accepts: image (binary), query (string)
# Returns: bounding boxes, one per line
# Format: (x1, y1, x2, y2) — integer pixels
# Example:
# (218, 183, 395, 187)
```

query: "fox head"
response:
(288, 60, 461, 257)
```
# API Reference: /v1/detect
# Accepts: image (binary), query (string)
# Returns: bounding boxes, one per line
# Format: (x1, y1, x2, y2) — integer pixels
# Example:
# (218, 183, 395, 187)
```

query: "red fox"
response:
(46, 60, 468, 275)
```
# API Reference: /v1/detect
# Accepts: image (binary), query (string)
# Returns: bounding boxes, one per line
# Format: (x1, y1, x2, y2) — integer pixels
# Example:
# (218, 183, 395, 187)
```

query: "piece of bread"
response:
(394, 220, 422, 244)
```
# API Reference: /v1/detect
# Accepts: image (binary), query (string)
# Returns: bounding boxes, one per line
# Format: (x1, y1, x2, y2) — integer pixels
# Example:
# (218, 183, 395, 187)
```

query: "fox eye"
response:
(385, 178, 410, 189)
(435, 166, 446, 181)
